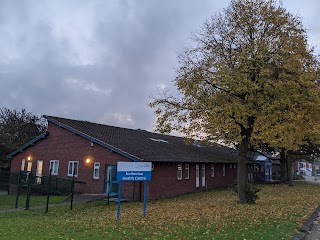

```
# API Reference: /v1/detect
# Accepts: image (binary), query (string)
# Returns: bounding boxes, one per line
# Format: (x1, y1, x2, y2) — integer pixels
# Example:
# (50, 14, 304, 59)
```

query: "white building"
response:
(295, 161, 313, 176)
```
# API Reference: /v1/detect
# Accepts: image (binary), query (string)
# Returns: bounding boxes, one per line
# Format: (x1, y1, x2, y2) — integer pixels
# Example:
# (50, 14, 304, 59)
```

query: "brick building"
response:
(8, 115, 238, 201)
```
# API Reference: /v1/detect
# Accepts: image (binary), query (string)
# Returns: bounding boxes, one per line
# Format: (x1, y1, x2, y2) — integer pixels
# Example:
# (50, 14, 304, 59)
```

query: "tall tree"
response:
(0, 107, 46, 169)
(150, 0, 319, 203)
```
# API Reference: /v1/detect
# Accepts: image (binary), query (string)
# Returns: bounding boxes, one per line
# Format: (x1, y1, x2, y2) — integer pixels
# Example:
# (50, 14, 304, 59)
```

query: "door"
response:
(105, 165, 119, 195)
(196, 164, 199, 188)
(266, 165, 272, 181)
(201, 164, 206, 187)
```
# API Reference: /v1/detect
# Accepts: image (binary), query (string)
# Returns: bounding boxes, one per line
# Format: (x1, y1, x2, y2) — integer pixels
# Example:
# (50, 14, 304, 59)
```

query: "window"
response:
(68, 161, 79, 177)
(211, 164, 214, 177)
(149, 138, 169, 143)
(234, 164, 236, 169)
(21, 159, 25, 171)
(185, 164, 190, 179)
(201, 164, 206, 187)
(93, 162, 100, 179)
(36, 160, 43, 176)
(35, 160, 43, 184)
(50, 160, 59, 175)
(223, 164, 226, 176)
(230, 164, 232, 169)
(177, 164, 182, 180)
(27, 161, 32, 172)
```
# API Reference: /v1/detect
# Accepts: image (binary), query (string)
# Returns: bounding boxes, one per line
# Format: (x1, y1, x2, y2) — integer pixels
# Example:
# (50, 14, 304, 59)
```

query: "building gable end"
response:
(44, 115, 141, 162)
(6, 132, 48, 159)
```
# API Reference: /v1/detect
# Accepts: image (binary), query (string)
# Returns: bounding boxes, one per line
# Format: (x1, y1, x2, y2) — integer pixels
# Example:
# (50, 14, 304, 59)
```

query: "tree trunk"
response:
(237, 137, 248, 204)
(287, 154, 294, 186)
(279, 150, 287, 183)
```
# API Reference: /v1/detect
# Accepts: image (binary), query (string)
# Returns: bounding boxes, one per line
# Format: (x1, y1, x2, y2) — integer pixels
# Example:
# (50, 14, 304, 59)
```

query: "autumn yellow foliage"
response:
(150, 0, 320, 204)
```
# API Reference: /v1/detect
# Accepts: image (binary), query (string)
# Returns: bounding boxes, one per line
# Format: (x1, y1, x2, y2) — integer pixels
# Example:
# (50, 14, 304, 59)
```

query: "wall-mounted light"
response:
(86, 158, 91, 164)
(27, 156, 31, 161)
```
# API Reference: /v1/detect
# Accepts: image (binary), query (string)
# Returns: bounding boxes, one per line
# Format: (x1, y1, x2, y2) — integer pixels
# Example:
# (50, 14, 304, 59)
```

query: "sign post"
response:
(143, 181, 147, 218)
(117, 181, 122, 220)
(116, 162, 152, 220)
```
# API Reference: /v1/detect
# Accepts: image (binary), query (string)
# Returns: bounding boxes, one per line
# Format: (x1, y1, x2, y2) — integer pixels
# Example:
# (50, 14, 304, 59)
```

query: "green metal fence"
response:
(9, 171, 85, 195)
(1, 170, 85, 212)
(0, 169, 10, 191)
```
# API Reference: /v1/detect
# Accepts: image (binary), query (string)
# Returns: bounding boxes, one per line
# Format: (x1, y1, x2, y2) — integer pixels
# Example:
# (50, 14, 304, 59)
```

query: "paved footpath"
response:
(296, 177, 320, 240)
(304, 176, 320, 185)
(0, 190, 8, 195)
(0, 193, 110, 214)
(305, 219, 320, 240)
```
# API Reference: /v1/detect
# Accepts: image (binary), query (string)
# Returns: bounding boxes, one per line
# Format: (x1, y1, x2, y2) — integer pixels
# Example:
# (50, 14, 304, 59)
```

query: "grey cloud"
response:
(0, 0, 318, 132)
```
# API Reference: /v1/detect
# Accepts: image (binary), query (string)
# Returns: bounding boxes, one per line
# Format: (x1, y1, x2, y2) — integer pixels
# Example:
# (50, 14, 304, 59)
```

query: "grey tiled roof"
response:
(44, 115, 239, 163)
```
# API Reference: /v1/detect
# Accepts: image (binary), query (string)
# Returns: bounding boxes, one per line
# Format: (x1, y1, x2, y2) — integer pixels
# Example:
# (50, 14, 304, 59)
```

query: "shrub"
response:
(233, 181, 261, 204)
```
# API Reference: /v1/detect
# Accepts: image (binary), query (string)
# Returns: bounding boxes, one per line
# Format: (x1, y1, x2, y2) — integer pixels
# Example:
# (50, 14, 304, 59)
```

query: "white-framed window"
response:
(50, 160, 59, 175)
(36, 160, 43, 177)
(93, 162, 100, 179)
(27, 161, 32, 172)
(21, 159, 25, 171)
(230, 164, 232, 169)
(223, 164, 226, 176)
(185, 164, 190, 179)
(68, 161, 79, 177)
(177, 164, 182, 180)
(211, 164, 214, 177)
(201, 164, 206, 187)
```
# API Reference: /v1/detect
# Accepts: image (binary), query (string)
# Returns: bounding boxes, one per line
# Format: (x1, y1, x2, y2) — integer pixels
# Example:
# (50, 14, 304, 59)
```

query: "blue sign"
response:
(116, 162, 152, 220)
(117, 162, 152, 182)
(117, 171, 151, 181)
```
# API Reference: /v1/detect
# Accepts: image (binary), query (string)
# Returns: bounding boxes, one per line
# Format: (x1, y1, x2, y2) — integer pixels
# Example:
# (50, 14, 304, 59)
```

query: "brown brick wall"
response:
(10, 122, 237, 201)
(9, 123, 138, 200)
(206, 163, 237, 189)
(147, 162, 237, 200)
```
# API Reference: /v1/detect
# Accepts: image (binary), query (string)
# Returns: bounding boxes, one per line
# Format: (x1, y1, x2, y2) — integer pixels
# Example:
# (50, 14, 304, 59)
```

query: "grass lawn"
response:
(0, 182, 319, 239)
(0, 194, 66, 210)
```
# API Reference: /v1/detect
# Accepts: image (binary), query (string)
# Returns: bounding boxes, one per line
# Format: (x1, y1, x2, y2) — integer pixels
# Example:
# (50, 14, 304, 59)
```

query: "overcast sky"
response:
(0, 0, 319, 131)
